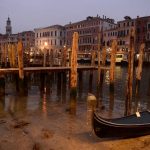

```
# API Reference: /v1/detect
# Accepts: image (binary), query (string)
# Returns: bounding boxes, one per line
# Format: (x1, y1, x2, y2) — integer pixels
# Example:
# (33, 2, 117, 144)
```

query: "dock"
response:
(0, 65, 110, 74)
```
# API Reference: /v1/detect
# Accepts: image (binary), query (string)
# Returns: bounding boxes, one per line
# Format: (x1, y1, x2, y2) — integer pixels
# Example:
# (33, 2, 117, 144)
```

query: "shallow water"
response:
(0, 65, 150, 118)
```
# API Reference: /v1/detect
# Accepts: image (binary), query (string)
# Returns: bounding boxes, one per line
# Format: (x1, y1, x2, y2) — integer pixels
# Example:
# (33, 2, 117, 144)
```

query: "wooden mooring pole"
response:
(4, 44, 7, 68)
(8, 44, 12, 68)
(125, 28, 135, 116)
(70, 32, 78, 114)
(97, 31, 101, 85)
(0, 44, 3, 67)
(90, 50, 95, 93)
(17, 40, 24, 79)
(11, 44, 17, 67)
(134, 43, 145, 112)
(99, 46, 107, 87)
(87, 93, 97, 131)
(135, 43, 145, 97)
(70, 32, 78, 94)
(91, 50, 96, 67)
(102, 46, 107, 66)
(16, 40, 26, 95)
(109, 40, 117, 92)
(62, 44, 67, 66)
(96, 30, 102, 108)
(3, 43, 7, 68)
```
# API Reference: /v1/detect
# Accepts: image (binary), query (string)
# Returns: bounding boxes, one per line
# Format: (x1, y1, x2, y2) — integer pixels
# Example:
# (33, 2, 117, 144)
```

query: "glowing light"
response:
(44, 42, 48, 47)
(42, 93, 47, 115)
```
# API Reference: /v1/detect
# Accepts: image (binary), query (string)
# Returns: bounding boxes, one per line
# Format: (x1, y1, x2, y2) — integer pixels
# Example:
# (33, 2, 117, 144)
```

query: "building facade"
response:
(0, 18, 35, 66)
(117, 16, 136, 52)
(103, 16, 136, 53)
(0, 31, 35, 52)
(65, 16, 116, 52)
(104, 16, 150, 53)
(0, 18, 35, 49)
(18, 31, 35, 48)
(136, 16, 150, 52)
(34, 25, 65, 56)
(103, 28, 118, 48)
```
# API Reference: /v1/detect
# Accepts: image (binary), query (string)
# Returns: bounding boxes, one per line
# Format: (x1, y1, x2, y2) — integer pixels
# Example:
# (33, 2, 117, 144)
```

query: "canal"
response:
(0, 65, 150, 149)
(1, 65, 149, 116)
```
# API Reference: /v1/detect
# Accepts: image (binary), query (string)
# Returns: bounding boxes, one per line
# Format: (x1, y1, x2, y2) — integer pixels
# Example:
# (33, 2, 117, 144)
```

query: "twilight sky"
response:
(0, 0, 150, 34)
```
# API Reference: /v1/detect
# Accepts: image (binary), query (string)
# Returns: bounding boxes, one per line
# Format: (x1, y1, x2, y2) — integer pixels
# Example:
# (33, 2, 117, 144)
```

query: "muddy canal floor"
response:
(0, 102, 150, 150)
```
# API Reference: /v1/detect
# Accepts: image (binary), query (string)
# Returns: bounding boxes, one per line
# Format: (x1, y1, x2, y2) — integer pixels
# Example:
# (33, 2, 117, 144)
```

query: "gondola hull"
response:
(93, 111, 150, 138)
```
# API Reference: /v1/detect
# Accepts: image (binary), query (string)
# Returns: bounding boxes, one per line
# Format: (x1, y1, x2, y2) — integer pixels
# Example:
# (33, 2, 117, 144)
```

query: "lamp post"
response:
(43, 42, 47, 67)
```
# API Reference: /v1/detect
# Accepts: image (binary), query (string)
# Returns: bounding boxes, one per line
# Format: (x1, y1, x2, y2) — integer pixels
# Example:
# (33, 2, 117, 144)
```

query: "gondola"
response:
(93, 110, 150, 138)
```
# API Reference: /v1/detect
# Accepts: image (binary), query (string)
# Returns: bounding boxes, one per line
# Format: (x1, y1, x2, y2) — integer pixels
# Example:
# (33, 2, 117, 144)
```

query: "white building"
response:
(34, 25, 65, 57)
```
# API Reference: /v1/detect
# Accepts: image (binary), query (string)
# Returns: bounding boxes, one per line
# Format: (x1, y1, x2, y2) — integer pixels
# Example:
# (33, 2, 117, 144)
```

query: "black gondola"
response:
(93, 111, 150, 138)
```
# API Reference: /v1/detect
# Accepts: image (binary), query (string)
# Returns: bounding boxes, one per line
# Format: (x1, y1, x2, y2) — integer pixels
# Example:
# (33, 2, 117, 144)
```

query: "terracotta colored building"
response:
(103, 27, 118, 48)
(65, 16, 116, 52)
(117, 16, 136, 52)
(136, 16, 150, 52)
(18, 31, 35, 48)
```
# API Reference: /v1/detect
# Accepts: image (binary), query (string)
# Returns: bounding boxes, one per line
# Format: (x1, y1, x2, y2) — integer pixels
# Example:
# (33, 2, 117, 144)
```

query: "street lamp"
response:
(43, 42, 47, 67)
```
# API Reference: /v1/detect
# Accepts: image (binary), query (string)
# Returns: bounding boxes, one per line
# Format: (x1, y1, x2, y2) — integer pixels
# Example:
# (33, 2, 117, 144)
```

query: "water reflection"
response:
(0, 96, 5, 116)
(109, 90, 115, 117)
(0, 66, 149, 117)
(88, 71, 93, 93)
(78, 71, 83, 99)
(6, 96, 27, 117)
(69, 95, 77, 115)
(42, 92, 47, 115)
(105, 70, 110, 85)
(61, 72, 67, 104)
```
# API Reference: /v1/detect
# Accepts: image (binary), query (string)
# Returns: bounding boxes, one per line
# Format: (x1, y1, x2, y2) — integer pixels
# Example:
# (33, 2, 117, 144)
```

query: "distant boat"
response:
(106, 52, 128, 64)
(93, 111, 150, 138)
(77, 52, 91, 62)
(66, 52, 91, 63)
(115, 53, 128, 63)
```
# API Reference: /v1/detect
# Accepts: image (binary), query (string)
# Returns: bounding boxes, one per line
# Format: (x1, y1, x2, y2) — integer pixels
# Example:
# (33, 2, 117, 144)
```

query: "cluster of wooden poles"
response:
(70, 29, 145, 116)
(0, 40, 24, 96)
(0, 30, 146, 116)
(0, 40, 24, 79)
